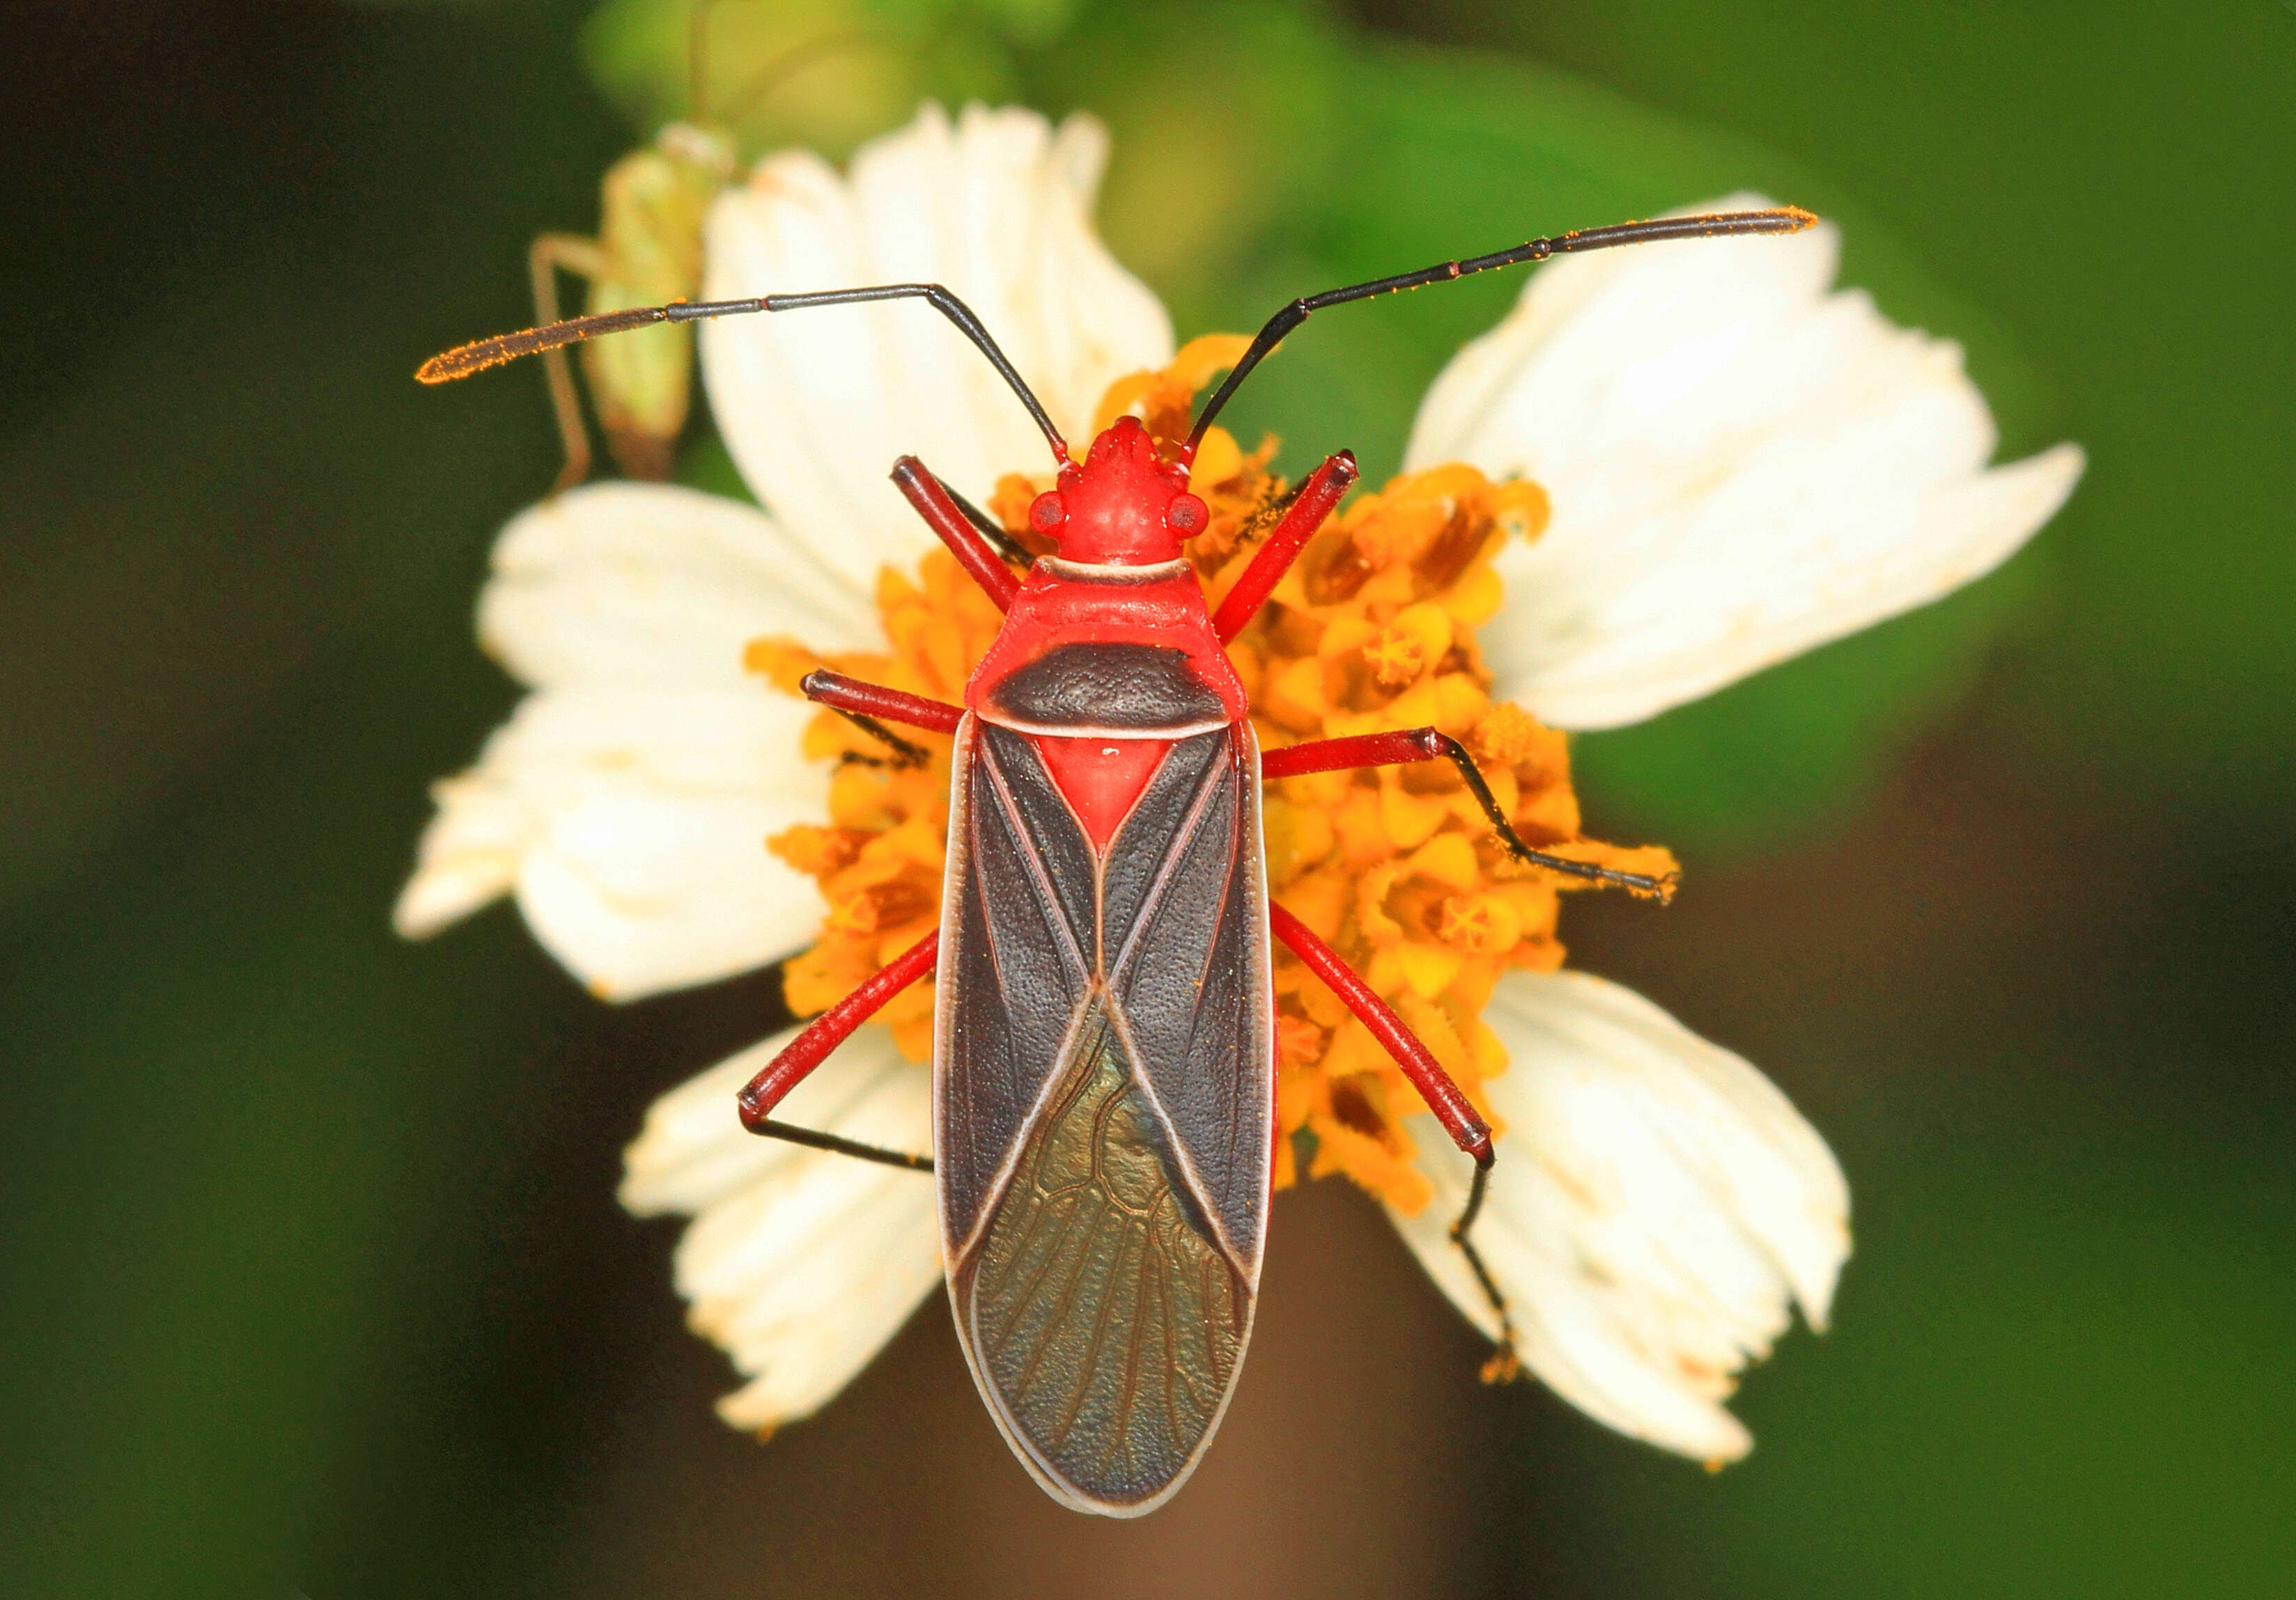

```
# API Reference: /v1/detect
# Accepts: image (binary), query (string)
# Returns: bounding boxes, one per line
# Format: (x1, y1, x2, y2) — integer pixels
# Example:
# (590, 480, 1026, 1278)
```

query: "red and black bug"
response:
(421, 202, 1813, 1515)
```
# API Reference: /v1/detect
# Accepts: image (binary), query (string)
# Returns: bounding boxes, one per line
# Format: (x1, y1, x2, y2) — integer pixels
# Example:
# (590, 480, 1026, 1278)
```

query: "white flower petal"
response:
(1388, 969, 1849, 1461)
(396, 479, 875, 993)
(621, 1025, 940, 1431)
(701, 102, 1174, 591)
(1406, 192, 2084, 729)
(478, 481, 881, 692)
(394, 689, 828, 999)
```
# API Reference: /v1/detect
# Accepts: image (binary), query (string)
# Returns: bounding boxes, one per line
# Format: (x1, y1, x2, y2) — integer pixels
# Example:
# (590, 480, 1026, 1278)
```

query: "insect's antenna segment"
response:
(418, 306, 676, 382)
(419, 281, 1072, 466)
(747, 285, 1069, 463)
(1184, 205, 1817, 456)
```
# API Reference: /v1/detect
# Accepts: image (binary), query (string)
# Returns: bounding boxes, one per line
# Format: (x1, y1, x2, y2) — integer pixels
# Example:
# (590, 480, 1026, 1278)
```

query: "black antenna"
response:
(1185, 206, 1816, 456)
(419, 281, 1072, 466)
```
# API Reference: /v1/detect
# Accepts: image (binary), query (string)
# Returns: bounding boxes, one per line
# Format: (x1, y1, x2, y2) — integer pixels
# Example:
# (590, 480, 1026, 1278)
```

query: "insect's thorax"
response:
(965, 559, 1247, 850)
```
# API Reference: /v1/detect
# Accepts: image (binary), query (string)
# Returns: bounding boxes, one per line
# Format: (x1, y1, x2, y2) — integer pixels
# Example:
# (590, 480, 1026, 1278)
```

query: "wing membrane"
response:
(956, 993, 1250, 1514)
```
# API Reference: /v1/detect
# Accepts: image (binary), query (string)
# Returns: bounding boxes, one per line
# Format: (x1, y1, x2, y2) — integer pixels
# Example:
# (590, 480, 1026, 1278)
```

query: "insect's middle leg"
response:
(734, 669, 957, 1172)
(1263, 728, 1676, 901)
(1269, 904, 1521, 1378)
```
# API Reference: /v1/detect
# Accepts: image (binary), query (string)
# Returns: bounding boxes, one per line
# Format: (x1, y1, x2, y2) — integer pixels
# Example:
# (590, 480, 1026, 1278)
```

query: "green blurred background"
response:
(3, 1, 2288, 1595)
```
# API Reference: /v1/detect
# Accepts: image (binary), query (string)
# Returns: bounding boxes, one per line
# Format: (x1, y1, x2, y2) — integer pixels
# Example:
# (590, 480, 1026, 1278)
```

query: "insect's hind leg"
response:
(1450, 1158, 1523, 1382)
(1267, 903, 1524, 1378)
(738, 928, 939, 1172)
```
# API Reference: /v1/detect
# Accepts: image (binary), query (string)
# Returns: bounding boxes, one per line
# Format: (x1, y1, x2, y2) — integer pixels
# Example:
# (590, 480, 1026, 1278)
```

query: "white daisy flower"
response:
(404, 102, 2081, 1457)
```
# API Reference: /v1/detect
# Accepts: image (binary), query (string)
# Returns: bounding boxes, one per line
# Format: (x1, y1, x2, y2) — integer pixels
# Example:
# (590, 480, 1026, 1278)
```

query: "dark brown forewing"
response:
(940, 724, 1273, 1513)
(955, 994, 1252, 1514)
(936, 719, 1095, 1259)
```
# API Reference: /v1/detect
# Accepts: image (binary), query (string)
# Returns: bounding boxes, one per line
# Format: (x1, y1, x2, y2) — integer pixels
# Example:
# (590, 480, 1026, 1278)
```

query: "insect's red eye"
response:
(1029, 492, 1066, 535)
(1166, 493, 1209, 535)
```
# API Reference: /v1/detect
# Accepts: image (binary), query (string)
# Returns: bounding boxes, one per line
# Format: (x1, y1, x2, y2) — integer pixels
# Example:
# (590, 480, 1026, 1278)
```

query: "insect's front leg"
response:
(1209, 451, 1358, 641)
(890, 456, 1024, 609)
(800, 668, 963, 770)
(1267, 904, 1521, 1379)
(1263, 729, 1675, 901)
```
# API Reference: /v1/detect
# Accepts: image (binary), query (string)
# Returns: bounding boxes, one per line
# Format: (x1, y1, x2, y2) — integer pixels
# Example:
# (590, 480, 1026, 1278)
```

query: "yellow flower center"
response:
(747, 337, 1677, 1214)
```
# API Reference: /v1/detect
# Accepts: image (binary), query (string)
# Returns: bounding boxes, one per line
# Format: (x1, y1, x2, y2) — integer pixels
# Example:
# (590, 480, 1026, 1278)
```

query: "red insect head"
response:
(1029, 414, 1209, 565)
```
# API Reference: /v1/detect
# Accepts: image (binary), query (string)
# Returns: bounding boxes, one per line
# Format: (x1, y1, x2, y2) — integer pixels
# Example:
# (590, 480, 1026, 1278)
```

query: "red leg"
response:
(1211, 451, 1359, 642)
(891, 456, 1021, 610)
(800, 668, 965, 769)
(1268, 903, 1523, 1378)
(800, 669, 963, 733)
(738, 928, 940, 1131)
(1264, 729, 1675, 901)
(1269, 903, 1490, 1161)
(743, 680, 948, 1171)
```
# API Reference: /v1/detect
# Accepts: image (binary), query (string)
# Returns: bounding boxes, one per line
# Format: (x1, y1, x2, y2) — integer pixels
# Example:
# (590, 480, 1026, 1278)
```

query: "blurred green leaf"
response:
(1023, 1, 1351, 304)
(674, 428, 757, 501)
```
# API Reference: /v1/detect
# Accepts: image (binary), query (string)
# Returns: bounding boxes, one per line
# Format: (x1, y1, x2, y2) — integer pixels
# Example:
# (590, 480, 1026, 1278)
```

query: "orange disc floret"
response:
(750, 342, 1677, 1213)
